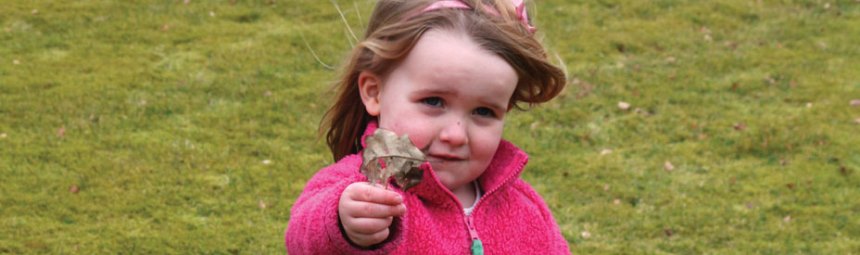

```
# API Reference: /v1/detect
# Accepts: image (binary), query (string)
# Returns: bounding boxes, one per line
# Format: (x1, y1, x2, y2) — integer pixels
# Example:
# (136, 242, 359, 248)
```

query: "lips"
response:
(426, 153, 466, 163)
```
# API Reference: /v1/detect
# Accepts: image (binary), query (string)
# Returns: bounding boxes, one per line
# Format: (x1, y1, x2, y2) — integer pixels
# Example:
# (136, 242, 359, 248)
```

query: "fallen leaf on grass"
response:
(783, 215, 791, 223)
(664, 161, 675, 171)
(0, 133, 6, 139)
(854, 118, 860, 125)
(57, 127, 66, 137)
(664, 228, 674, 237)
(600, 149, 612, 156)
(633, 108, 652, 116)
(69, 185, 79, 194)
(840, 166, 851, 176)
(13, 59, 20, 65)
(258, 200, 266, 209)
(733, 123, 746, 131)
(851, 99, 860, 107)
(580, 230, 591, 239)
(618, 101, 631, 111)
(362, 128, 425, 190)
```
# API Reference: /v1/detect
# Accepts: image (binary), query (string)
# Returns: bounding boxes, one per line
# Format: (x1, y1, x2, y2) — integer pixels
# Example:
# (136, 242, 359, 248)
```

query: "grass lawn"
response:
(1, 0, 858, 253)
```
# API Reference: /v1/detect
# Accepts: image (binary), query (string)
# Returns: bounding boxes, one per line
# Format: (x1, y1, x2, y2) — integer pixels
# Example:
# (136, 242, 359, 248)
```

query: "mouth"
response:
(426, 154, 466, 163)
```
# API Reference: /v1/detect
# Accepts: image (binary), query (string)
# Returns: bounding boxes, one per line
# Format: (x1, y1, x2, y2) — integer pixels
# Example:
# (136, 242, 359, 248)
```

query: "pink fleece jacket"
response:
(286, 123, 570, 254)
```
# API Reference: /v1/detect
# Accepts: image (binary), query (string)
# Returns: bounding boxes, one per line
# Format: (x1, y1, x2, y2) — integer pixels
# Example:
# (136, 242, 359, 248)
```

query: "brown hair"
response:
(322, 0, 566, 161)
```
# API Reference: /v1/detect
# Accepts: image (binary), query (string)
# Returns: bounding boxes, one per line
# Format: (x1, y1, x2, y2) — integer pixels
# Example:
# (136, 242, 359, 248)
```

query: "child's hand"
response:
(338, 182, 407, 247)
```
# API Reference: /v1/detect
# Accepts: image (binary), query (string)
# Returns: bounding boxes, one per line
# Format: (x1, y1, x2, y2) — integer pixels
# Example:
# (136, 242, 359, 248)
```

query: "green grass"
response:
(1, 0, 858, 253)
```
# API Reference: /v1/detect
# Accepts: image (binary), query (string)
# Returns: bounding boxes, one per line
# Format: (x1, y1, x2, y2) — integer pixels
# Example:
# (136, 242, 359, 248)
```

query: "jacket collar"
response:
(360, 121, 529, 206)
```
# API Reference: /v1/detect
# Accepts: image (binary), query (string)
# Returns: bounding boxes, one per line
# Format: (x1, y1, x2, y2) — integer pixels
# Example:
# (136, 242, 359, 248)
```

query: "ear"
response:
(358, 71, 382, 116)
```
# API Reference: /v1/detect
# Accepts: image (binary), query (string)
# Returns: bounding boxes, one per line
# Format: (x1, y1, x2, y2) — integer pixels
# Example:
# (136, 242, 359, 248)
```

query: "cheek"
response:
(379, 115, 434, 149)
(400, 125, 433, 149)
(472, 128, 503, 158)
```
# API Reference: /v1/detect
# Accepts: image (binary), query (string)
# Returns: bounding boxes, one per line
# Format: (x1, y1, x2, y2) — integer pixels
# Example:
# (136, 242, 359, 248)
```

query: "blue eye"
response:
(474, 107, 496, 118)
(422, 97, 443, 107)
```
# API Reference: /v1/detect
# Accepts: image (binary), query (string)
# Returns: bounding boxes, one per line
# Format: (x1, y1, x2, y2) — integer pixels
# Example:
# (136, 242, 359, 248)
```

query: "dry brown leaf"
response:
(664, 161, 675, 171)
(851, 99, 860, 107)
(362, 128, 425, 190)
(600, 149, 613, 156)
(258, 200, 267, 209)
(69, 185, 79, 194)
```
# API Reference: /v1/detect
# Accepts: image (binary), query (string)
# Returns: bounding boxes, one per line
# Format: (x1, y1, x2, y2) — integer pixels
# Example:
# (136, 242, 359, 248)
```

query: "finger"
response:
(344, 216, 393, 235)
(347, 227, 390, 247)
(349, 183, 404, 205)
(344, 200, 406, 218)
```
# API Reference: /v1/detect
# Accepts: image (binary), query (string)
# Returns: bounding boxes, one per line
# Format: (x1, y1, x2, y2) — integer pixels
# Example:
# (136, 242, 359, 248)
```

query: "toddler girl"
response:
(287, 0, 569, 254)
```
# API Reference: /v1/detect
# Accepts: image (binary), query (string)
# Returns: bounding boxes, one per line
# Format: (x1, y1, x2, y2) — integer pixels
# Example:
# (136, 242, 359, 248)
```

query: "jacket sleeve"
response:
(285, 155, 403, 254)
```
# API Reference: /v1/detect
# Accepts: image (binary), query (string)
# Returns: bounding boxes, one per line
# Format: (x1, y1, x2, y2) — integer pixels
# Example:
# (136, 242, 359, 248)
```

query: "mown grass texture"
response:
(1, 0, 858, 254)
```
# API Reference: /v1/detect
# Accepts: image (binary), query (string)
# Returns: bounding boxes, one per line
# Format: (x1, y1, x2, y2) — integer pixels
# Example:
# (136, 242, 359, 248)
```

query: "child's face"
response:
(359, 29, 518, 194)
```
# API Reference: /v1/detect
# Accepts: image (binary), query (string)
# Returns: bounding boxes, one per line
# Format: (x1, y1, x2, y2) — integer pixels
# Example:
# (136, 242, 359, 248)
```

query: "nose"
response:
(438, 121, 468, 147)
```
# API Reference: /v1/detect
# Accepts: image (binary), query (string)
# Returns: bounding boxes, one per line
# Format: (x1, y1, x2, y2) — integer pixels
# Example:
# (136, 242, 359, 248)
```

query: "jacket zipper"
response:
(463, 156, 526, 255)
(466, 215, 483, 255)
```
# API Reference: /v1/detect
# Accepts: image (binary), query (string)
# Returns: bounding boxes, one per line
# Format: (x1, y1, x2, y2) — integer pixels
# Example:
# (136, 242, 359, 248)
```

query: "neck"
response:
(452, 182, 476, 207)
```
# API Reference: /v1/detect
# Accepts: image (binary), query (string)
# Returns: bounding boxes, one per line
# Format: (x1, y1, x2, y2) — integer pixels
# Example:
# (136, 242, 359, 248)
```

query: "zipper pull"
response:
(471, 239, 484, 255)
(466, 217, 483, 255)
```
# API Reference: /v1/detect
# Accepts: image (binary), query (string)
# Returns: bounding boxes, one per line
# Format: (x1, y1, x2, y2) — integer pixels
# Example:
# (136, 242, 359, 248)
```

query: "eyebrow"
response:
(413, 88, 457, 96)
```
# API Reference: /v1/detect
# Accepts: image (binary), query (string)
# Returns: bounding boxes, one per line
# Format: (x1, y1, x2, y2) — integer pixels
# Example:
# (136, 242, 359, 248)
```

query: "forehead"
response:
(396, 29, 518, 100)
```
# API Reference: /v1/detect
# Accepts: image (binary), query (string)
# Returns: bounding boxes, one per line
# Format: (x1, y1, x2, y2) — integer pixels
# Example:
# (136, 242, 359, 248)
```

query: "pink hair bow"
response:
(421, 0, 537, 34)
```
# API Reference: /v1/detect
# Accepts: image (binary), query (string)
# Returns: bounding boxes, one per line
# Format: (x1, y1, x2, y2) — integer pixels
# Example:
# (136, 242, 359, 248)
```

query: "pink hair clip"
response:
(421, 0, 537, 34)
